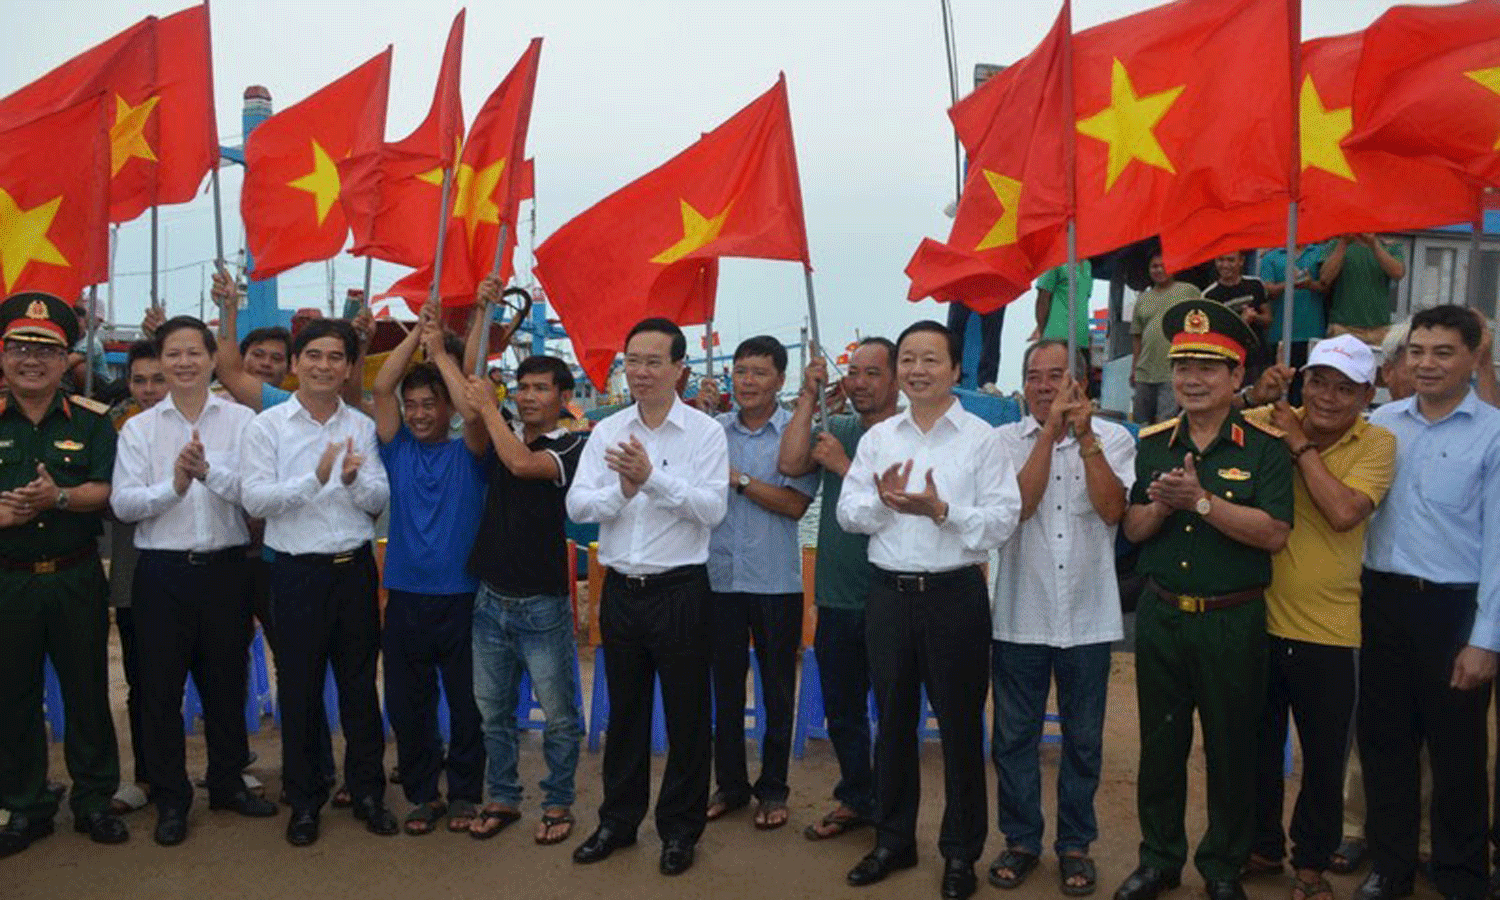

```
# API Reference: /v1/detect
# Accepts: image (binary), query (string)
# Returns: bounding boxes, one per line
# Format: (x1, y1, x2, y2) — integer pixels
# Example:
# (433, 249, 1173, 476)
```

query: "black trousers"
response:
(1359, 569, 1489, 899)
(382, 590, 483, 806)
(251, 552, 337, 789)
(132, 550, 253, 813)
(270, 545, 386, 812)
(866, 567, 990, 863)
(598, 566, 712, 844)
(114, 606, 149, 786)
(945, 302, 1004, 388)
(1253, 635, 1358, 872)
(710, 591, 800, 805)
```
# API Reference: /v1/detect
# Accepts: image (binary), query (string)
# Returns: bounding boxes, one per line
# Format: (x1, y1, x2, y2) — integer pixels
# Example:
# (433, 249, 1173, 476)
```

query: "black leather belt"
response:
(0, 545, 95, 575)
(607, 565, 704, 591)
(142, 546, 248, 566)
(281, 543, 371, 566)
(876, 565, 981, 594)
(1366, 569, 1477, 594)
(1147, 578, 1263, 613)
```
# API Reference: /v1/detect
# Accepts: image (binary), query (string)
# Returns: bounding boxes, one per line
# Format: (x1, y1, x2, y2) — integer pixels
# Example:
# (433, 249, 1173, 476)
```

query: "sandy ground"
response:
(13, 635, 1444, 900)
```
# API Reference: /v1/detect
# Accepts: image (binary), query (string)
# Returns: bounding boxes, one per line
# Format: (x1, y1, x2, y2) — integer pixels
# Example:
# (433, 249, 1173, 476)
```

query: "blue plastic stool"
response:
(43, 656, 65, 743)
(1041, 711, 1062, 746)
(516, 651, 586, 733)
(586, 645, 667, 754)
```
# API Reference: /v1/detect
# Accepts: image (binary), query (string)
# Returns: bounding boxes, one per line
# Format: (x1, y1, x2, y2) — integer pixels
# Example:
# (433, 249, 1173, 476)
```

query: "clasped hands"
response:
(606, 435, 652, 497)
(315, 437, 364, 487)
(874, 460, 947, 523)
(1145, 452, 1208, 513)
(0, 463, 59, 525)
(173, 429, 210, 496)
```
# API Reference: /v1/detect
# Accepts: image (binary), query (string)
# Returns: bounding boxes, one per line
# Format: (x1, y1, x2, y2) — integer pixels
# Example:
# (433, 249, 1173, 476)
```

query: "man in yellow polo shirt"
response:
(1239, 335, 1396, 900)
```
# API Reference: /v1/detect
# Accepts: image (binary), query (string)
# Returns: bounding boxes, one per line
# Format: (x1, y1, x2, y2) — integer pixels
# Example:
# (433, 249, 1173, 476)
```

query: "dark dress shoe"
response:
(1205, 880, 1247, 900)
(573, 825, 637, 864)
(286, 809, 319, 847)
(352, 798, 398, 836)
(153, 809, 188, 846)
(660, 839, 696, 876)
(210, 790, 278, 818)
(943, 859, 978, 899)
(1113, 866, 1182, 900)
(73, 810, 129, 844)
(0, 814, 53, 858)
(1353, 871, 1415, 900)
(847, 846, 920, 887)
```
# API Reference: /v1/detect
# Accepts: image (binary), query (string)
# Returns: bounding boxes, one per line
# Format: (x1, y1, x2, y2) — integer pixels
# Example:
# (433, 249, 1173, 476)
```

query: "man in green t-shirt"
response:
(777, 337, 899, 842)
(1031, 262, 1094, 350)
(1131, 254, 1203, 424)
(1319, 233, 1405, 347)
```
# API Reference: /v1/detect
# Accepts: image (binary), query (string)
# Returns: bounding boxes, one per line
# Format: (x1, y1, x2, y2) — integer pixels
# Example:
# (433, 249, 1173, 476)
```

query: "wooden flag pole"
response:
(802, 263, 830, 428)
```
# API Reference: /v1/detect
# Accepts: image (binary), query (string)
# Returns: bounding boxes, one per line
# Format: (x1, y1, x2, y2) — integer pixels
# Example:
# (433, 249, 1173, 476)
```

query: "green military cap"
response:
(0, 292, 79, 348)
(1161, 299, 1258, 367)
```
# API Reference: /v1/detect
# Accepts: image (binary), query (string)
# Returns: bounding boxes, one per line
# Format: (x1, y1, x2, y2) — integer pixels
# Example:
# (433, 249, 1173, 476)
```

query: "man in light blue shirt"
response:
(705, 336, 816, 831)
(1357, 304, 1500, 900)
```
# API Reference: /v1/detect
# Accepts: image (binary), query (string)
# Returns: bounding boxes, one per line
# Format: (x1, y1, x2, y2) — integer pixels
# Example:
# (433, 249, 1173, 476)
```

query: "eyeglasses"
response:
(2, 342, 66, 360)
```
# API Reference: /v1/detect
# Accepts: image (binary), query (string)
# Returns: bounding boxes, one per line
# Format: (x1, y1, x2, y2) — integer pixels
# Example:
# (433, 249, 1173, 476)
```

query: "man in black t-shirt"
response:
(449, 344, 587, 846)
(1205, 252, 1271, 380)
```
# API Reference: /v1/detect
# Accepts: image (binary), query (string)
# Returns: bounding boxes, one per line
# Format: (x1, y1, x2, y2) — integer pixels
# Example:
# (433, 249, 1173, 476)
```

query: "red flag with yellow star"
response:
(241, 48, 391, 279)
(906, 2, 1072, 311)
(0, 4, 219, 225)
(534, 75, 810, 388)
(0, 95, 111, 297)
(1298, 32, 1480, 243)
(1070, 0, 1295, 270)
(1347, 0, 1500, 189)
(345, 9, 466, 266)
(382, 39, 542, 306)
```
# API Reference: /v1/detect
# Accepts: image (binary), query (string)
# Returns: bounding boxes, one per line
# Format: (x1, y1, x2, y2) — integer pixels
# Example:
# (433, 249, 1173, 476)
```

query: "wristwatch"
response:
(1194, 492, 1212, 516)
(55, 489, 70, 510)
(735, 473, 751, 494)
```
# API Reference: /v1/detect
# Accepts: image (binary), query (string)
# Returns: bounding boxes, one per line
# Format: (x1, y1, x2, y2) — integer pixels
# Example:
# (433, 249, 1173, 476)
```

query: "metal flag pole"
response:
(1066, 219, 1079, 378)
(83, 284, 99, 397)
(150, 205, 160, 311)
(362, 256, 374, 312)
(802, 263, 830, 427)
(703, 318, 714, 378)
(1469, 191, 1485, 307)
(1280, 202, 1298, 366)
(475, 219, 511, 377)
(106, 224, 117, 327)
(211, 164, 226, 268)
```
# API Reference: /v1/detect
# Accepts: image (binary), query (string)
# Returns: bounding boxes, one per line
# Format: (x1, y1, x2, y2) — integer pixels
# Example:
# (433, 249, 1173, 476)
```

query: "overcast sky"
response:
(0, 0, 1432, 390)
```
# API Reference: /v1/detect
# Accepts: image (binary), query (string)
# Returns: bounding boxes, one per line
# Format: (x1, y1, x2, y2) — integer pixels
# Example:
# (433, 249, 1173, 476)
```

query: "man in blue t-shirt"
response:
(371, 307, 488, 836)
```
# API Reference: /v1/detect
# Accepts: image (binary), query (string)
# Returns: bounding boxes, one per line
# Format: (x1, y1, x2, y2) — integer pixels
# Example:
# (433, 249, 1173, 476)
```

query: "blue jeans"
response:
(991, 640, 1111, 855)
(471, 583, 582, 809)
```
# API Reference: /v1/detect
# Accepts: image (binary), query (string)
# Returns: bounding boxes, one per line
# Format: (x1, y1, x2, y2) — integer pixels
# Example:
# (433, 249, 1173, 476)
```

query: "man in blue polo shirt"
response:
(370, 308, 487, 836)
(705, 336, 817, 831)
(1355, 304, 1500, 900)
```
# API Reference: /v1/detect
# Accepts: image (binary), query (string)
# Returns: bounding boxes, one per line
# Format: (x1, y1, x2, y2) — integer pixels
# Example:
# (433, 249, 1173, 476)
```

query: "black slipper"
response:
(988, 849, 1040, 889)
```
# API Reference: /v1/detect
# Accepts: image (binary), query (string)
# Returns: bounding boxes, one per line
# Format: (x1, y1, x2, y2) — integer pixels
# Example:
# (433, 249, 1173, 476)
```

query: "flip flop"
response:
(535, 809, 574, 845)
(802, 808, 868, 841)
(1291, 872, 1334, 900)
(753, 800, 788, 831)
(706, 791, 749, 821)
(988, 849, 1040, 889)
(469, 805, 521, 840)
(446, 799, 477, 834)
(404, 801, 447, 836)
(1060, 854, 1098, 897)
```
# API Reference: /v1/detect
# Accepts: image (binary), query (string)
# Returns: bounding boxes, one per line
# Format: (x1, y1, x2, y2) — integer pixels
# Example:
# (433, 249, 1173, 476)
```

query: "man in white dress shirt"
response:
(987, 341, 1134, 895)
(112, 317, 277, 847)
(838, 320, 1022, 900)
(241, 319, 393, 847)
(567, 318, 729, 877)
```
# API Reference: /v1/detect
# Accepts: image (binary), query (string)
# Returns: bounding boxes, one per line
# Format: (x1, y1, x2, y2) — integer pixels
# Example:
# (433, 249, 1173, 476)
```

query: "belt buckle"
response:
(33, 559, 56, 575)
(624, 574, 647, 589)
(186, 551, 208, 566)
(896, 574, 926, 592)
(332, 551, 355, 565)
(1177, 594, 1203, 613)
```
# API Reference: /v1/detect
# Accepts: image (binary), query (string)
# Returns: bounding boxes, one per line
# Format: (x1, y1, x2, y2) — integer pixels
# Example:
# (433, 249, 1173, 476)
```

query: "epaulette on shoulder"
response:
(69, 394, 109, 415)
(1138, 417, 1178, 439)
(1244, 417, 1285, 439)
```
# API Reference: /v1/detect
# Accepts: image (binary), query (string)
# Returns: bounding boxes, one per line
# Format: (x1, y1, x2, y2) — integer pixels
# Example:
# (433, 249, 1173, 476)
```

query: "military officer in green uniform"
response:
(0, 292, 128, 856)
(1113, 300, 1293, 900)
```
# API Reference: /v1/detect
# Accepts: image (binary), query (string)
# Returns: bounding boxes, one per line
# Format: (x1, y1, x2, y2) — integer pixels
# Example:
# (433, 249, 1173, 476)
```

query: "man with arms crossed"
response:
(567, 318, 728, 876)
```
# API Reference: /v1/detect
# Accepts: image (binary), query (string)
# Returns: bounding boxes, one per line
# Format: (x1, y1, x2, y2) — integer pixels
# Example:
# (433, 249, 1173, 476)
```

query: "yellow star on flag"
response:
(0, 188, 69, 292)
(287, 139, 342, 226)
(1466, 66, 1500, 149)
(1299, 75, 1355, 181)
(974, 171, 1022, 251)
(1075, 59, 1185, 191)
(651, 199, 733, 265)
(110, 93, 160, 176)
(417, 137, 466, 186)
(449, 157, 506, 247)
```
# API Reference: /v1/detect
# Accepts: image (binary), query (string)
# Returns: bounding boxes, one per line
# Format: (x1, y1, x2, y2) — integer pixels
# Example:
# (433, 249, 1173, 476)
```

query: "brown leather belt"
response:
(1147, 578, 1262, 614)
(0, 545, 97, 575)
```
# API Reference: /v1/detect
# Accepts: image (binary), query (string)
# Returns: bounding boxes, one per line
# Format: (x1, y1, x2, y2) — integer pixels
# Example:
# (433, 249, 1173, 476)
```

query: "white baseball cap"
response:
(1306, 334, 1376, 385)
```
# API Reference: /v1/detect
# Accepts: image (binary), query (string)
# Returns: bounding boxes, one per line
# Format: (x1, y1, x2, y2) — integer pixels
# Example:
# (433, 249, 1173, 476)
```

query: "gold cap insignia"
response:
(26, 299, 48, 320)
(1184, 309, 1209, 334)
